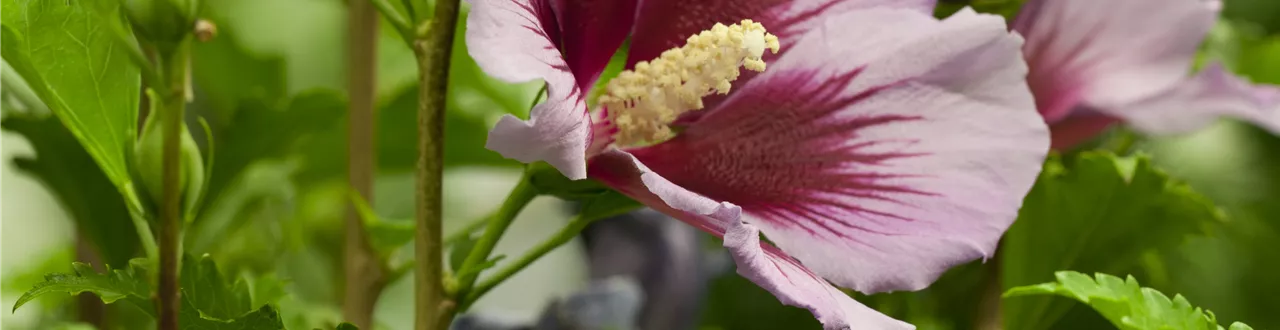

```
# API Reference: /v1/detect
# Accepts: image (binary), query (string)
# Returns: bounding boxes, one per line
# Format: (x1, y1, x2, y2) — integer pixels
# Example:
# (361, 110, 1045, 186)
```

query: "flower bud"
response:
(134, 99, 205, 217)
(121, 0, 198, 45)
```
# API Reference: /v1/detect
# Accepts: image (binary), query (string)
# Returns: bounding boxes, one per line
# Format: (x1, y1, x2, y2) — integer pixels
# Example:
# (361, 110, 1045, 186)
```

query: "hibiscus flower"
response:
(467, 1, 1049, 328)
(1014, 0, 1280, 149)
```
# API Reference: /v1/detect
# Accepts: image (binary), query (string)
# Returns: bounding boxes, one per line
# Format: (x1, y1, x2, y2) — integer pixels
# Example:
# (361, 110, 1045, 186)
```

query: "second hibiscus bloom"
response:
(468, 0, 1049, 329)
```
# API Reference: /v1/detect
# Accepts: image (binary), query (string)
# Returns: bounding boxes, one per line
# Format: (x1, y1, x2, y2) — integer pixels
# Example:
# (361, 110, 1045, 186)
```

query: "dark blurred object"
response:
(534, 277, 644, 330)
(581, 209, 710, 330)
(453, 277, 643, 330)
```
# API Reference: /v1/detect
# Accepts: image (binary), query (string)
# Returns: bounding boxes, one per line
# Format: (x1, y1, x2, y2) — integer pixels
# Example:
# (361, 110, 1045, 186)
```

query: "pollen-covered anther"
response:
(601, 19, 780, 146)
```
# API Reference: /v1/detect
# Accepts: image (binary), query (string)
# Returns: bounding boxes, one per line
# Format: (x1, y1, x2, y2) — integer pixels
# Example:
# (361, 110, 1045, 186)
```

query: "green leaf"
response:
(528, 162, 609, 201)
(449, 235, 478, 274)
(350, 191, 415, 255)
(1, 114, 140, 266)
(334, 322, 360, 330)
(1, 0, 141, 192)
(579, 190, 644, 222)
(1002, 152, 1224, 330)
(12, 260, 153, 316)
(182, 255, 252, 320)
(181, 301, 286, 330)
(179, 255, 286, 329)
(1005, 271, 1253, 330)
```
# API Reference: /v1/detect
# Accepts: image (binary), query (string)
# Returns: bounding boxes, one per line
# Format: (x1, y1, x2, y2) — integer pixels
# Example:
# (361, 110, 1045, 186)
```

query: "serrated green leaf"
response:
(12, 260, 153, 317)
(182, 300, 286, 330)
(178, 255, 286, 329)
(1005, 271, 1252, 330)
(1, 0, 141, 193)
(1003, 152, 1224, 330)
(182, 255, 253, 320)
(1, 114, 140, 266)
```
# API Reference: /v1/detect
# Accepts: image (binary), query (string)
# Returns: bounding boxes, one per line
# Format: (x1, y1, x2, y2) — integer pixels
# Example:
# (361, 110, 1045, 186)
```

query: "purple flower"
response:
(1013, 0, 1280, 149)
(468, 0, 1049, 328)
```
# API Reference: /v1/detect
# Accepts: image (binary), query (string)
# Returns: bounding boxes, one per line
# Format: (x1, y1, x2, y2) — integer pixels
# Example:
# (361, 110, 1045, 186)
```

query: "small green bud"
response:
(121, 0, 198, 45)
(134, 95, 205, 217)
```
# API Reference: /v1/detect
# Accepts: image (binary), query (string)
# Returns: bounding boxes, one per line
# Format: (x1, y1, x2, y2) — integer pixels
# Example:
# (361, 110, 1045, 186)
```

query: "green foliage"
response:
(1006, 271, 1253, 330)
(350, 192, 415, 256)
(1003, 152, 1224, 330)
(528, 161, 610, 201)
(1, 114, 140, 266)
(700, 271, 821, 330)
(1, 0, 141, 195)
(1223, 0, 1280, 35)
(12, 260, 153, 316)
(577, 190, 644, 222)
(934, 0, 1028, 19)
(180, 302, 285, 330)
(334, 323, 359, 330)
(201, 90, 344, 215)
(449, 235, 478, 274)
(13, 256, 286, 329)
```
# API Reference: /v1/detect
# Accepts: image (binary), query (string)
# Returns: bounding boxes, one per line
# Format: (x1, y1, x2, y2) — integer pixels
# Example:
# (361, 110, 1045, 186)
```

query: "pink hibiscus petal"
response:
(628, 0, 934, 66)
(485, 70, 592, 179)
(628, 8, 1047, 294)
(466, 0, 566, 83)
(468, 0, 593, 179)
(725, 220, 914, 330)
(1047, 111, 1120, 150)
(555, 0, 639, 90)
(1098, 63, 1280, 135)
(587, 150, 913, 330)
(1014, 0, 1220, 121)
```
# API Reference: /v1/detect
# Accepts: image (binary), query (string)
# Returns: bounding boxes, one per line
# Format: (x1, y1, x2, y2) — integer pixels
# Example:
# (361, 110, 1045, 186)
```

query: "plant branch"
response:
(452, 172, 538, 299)
(411, 0, 461, 328)
(459, 212, 597, 310)
(371, 0, 414, 46)
(343, 0, 386, 328)
(155, 39, 192, 330)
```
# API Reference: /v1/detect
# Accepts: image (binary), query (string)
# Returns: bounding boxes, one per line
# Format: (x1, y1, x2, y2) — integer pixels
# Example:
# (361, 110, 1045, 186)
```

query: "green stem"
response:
(125, 200, 159, 261)
(460, 213, 597, 310)
(411, 0, 461, 328)
(371, 0, 414, 46)
(452, 171, 539, 299)
(155, 39, 191, 330)
(343, 0, 385, 327)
